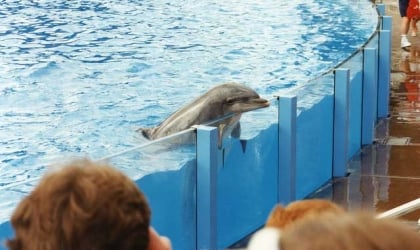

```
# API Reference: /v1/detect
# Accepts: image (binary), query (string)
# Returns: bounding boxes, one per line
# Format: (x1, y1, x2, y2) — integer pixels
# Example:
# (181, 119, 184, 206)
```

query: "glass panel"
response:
(366, 32, 379, 49)
(287, 73, 335, 199)
(352, 1, 380, 36)
(103, 130, 197, 250)
(0, 166, 45, 237)
(0, 130, 198, 250)
(340, 51, 364, 160)
(206, 99, 279, 248)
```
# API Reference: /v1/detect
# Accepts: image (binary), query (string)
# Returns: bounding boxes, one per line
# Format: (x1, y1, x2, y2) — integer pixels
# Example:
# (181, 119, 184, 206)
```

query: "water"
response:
(0, 0, 377, 222)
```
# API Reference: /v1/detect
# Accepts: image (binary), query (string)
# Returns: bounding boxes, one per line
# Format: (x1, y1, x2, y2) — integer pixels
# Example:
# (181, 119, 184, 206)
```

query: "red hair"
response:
(265, 199, 345, 229)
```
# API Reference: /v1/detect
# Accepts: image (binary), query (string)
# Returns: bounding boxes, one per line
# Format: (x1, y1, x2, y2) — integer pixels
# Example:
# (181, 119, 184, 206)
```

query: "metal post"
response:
(376, 4, 385, 16)
(278, 95, 297, 204)
(362, 48, 378, 145)
(333, 68, 350, 177)
(377, 16, 392, 118)
(196, 125, 218, 250)
(382, 15, 392, 31)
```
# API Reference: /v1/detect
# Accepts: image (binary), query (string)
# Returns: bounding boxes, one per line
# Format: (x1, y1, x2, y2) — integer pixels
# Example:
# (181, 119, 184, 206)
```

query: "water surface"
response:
(0, 0, 377, 221)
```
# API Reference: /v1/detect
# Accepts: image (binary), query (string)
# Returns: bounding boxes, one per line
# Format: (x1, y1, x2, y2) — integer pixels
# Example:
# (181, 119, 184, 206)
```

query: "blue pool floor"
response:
(228, 2, 420, 248)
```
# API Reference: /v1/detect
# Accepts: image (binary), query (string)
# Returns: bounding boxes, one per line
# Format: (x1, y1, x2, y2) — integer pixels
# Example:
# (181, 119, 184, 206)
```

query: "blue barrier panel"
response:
(340, 53, 363, 159)
(365, 33, 380, 122)
(286, 73, 335, 199)
(333, 68, 350, 177)
(278, 95, 297, 204)
(137, 164, 197, 250)
(377, 4, 385, 16)
(196, 126, 218, 250)
(0, 220, 12, 248)
(0, 174, 42, 248)
(104, 130, 198, 250)
(0, 129, 200, 250)
(378, 16, 392, 118)
(362, 48, 378, 145)
(382, 15, 392, 31)
(213, 103, 278, 248)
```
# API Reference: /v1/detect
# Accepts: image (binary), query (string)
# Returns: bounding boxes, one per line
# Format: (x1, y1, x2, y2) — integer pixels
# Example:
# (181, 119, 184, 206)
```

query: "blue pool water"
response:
(0, 0, 377, 223)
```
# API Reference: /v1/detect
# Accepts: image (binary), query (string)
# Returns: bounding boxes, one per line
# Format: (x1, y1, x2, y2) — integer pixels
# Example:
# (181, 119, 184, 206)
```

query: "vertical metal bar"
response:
(377, 17, 392, 118)
(382, 15, 392, 31)
(376, 4, 385, 16)
(362, 48, 378, 145)
(278, 95, 297, 204)
(334, 68, 350, 177)
(196, 125, 218, 250)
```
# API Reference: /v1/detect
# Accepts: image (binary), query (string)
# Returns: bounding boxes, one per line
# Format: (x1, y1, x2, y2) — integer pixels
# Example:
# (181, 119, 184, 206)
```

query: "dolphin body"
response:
(139, 82, 270, 144)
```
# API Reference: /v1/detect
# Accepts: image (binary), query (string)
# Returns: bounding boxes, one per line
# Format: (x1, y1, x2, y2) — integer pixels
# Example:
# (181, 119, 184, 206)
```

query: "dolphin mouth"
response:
(250, 97, 270, 108)
(253, 98, 270, 107)
(238, 97, 270, 113)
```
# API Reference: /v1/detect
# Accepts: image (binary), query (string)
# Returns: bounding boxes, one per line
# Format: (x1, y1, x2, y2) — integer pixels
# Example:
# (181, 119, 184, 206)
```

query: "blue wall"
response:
(296, 94, 334, 199)
(137, 161, 197, 250)
(217, 125, 278, 248)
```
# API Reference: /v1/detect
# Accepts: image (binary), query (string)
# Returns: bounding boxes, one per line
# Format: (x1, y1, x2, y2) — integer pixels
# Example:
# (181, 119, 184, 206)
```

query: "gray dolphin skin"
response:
(140, 82, 270, 143)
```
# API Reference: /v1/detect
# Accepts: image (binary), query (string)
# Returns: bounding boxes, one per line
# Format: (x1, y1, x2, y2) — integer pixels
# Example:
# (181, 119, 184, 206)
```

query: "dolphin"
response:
(139, 82, 270, 145)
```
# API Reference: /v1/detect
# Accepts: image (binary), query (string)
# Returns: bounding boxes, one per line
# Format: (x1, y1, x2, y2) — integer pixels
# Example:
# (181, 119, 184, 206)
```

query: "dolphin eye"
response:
(226, 98, 236, 104)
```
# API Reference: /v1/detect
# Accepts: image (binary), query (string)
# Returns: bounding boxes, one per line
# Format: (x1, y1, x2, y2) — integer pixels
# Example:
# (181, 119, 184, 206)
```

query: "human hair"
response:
(265, 199, 345, 229)
(280, 212, 420, 250)
(6, 159, 151, 250)
(248, 212, 420, 250)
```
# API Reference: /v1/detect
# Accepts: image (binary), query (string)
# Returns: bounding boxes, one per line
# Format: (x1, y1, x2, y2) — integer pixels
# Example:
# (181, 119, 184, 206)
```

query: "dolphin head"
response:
(217, 83, 270, 114)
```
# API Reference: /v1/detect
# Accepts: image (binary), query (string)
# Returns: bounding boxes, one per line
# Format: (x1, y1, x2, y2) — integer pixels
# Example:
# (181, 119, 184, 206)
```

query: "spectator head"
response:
(249, 212, 420, 250)
(7, 159, 151, 250)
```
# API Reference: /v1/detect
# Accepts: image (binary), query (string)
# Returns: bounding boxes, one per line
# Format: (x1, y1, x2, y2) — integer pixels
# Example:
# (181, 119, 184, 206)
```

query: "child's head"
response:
(265, 199, 345, 229)
(7, 159, 151, 250)
(249, 212, 420, 250)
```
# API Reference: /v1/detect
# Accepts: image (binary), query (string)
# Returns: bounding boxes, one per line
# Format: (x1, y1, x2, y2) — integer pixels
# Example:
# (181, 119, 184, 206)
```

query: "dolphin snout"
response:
(236, 96, 270, 113)
(253, 97, 270, 107)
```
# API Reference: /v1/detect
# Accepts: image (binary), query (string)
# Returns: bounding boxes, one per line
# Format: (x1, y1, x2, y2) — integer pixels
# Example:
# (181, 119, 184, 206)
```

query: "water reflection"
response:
(310, 144, 420, 221)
